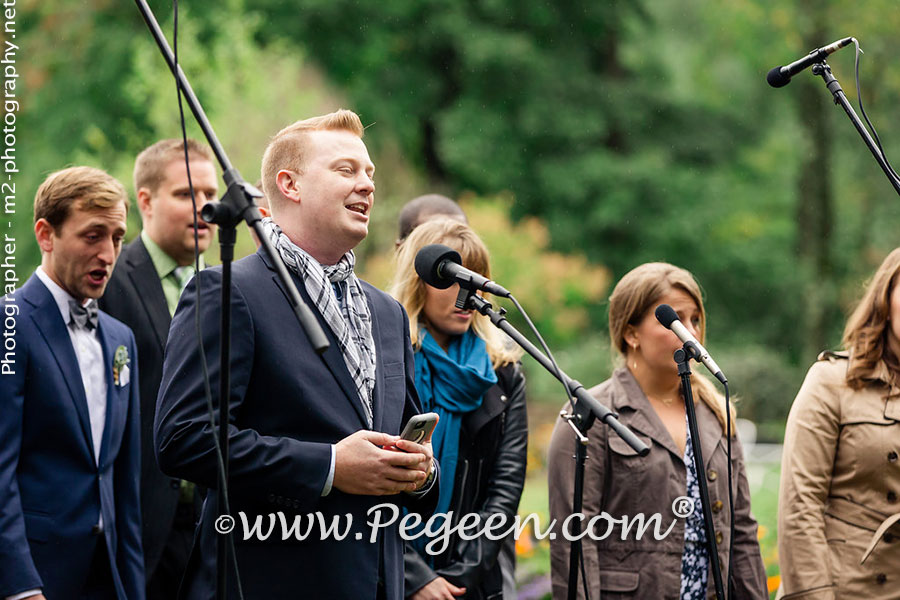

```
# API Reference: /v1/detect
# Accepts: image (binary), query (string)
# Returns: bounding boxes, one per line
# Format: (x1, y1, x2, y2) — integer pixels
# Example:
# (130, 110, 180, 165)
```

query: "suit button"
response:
(91, 524, 103, 536)
(171, 480, 181, 490)
(268, 493, 275, 503)
(888, 491, 898, 503)
(889, 451, 898, 462)
(876, 573, 887, 585)
(712, 500, 723, 513)
(707, 469, 718, 482)
(715, 531, 723, 545)
(500, 395, 508, 403)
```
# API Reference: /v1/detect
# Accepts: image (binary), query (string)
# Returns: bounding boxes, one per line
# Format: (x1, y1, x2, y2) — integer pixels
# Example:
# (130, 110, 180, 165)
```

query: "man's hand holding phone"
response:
(393, 413, 438, 492)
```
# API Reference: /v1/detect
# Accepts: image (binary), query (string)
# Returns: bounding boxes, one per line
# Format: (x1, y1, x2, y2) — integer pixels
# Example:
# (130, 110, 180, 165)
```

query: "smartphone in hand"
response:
(399, 412, 439, 444)
(384, 412, 439, 450)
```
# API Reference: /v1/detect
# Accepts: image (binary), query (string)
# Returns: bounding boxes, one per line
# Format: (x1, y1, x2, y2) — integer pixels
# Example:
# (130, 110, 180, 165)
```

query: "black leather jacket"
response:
(405, 362, 528, 599)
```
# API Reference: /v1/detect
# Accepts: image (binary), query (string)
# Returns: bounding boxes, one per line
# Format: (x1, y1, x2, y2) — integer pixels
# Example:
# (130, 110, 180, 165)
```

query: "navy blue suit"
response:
(0, 274, 144, 599)
(155, 250, 437, 599)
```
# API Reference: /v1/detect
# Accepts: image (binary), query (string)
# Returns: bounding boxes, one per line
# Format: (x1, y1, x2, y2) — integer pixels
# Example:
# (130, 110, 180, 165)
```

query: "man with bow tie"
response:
(99, 139, 218, 600)
(0, 166, 143, 600)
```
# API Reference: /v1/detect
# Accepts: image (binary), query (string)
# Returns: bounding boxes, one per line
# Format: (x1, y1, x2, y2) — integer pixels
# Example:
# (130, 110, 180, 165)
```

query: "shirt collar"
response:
(141, 229, 204, 280)
(35, 266, 88, 325)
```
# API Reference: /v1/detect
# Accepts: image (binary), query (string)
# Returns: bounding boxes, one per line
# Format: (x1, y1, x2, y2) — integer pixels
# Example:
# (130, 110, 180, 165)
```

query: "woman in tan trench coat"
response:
(548, 263, 767, 599)
(778, 249, 900, 600)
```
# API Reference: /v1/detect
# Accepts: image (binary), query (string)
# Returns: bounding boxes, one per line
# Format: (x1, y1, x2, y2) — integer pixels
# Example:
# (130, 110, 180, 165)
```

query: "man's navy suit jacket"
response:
(0, 274, 144, 599)
(155, 249, 438, 599)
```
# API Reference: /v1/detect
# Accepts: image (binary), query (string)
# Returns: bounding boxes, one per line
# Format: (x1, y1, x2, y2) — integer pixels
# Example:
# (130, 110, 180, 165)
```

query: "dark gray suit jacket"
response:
(99, 238, 182, 577)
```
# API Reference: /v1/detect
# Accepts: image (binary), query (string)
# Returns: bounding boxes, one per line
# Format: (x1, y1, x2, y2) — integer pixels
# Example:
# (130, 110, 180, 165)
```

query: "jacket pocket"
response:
(23, 510, 53, 543)
(599, 569, 639, 593)
(608, 433, 650, 472)
(383, 361, 404, 379)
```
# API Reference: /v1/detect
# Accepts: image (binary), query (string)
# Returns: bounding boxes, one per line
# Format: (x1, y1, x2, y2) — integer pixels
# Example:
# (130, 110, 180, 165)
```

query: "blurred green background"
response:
(8, 0, 900, 596)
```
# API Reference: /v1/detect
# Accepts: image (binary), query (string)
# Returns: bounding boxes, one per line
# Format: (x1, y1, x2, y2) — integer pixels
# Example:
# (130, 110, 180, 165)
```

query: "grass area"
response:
(513, 450, 782, 599)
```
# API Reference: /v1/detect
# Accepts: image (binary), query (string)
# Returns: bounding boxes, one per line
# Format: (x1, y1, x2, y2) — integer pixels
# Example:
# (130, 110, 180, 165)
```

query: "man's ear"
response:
(34, 218, 55, 254)
(137, 188, 153, 220)
(275, 170, 301, 204)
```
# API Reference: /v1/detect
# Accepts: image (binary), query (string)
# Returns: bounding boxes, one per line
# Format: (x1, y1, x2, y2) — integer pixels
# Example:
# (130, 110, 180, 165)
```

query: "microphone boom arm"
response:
(460, 291, 649, 456)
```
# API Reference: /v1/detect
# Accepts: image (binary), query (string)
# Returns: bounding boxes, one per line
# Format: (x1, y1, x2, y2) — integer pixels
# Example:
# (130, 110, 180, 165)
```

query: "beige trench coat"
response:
(778, 351, 900, 599)
(548, 368, 767, 599)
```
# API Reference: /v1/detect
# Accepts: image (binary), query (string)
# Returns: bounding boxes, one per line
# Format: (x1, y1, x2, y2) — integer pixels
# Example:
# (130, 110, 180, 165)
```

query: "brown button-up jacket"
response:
(777, 351, 900, 599)
(548, 368, 767, 599)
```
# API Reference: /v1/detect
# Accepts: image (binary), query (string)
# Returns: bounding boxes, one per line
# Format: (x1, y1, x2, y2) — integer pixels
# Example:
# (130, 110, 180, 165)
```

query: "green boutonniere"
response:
(113, 345, 130, 387)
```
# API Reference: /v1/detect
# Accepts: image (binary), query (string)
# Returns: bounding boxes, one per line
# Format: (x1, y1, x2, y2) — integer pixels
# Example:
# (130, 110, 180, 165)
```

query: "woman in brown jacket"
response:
(778, 249, 900, 600)
(548, 262, 767, 599)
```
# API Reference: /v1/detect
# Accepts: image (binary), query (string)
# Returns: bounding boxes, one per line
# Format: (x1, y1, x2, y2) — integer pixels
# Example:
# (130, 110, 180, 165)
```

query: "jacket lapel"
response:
(24, 276, 95, 459)
(262, 251, 370, 428)
(126, 239, 171, 350)
(610, 369, 682, 458)
(696, 399, 725, 471)
(610, 368, 725, 466)
(466, 384, 506, 436)
(364, 286, 386, 432)
(95, 318, 119, 467)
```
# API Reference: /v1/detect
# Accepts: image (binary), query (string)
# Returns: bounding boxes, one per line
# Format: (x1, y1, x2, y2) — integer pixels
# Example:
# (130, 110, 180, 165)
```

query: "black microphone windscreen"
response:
(766, 66, 790, 88)
(655, 304, 679, 328)
(414, 244, 461, 289)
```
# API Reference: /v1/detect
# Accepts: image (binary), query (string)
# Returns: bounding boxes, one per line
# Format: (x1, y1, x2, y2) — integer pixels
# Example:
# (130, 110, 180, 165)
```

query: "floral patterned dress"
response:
(680, 413, 709, 599)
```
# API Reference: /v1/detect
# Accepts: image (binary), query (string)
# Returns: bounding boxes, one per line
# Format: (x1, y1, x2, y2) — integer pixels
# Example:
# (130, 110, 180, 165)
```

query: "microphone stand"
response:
(133, 2, 330, 598)
(455, 289, 648, 600)
(811, 60, 900, 197)
(675, 345, 725, 600)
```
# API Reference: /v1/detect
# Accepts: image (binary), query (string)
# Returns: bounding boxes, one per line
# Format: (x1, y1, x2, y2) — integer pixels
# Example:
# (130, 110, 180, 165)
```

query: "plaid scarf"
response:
(263, 218, 376, 427)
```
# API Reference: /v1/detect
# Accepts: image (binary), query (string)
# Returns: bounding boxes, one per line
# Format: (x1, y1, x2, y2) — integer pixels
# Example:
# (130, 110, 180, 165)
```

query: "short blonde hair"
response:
(608, 262, 735, 433)
(133, 138, 213, 194)
(34, 166, 129, 229)
(260, 109, 364, 209)
(843, 247, 900, 388)
(389, 218, 521, 368)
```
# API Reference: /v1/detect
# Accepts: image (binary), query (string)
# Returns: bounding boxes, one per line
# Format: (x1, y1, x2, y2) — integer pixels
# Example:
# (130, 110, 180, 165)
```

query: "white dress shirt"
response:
(35, 267, 107, 465)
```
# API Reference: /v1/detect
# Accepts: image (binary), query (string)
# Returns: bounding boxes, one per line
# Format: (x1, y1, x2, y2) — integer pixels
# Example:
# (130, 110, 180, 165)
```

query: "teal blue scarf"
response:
(414, 328, 497, 517)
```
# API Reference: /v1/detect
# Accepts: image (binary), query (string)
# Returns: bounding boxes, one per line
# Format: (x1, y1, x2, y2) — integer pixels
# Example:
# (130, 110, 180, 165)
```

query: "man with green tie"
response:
(99, 138, 218, 600)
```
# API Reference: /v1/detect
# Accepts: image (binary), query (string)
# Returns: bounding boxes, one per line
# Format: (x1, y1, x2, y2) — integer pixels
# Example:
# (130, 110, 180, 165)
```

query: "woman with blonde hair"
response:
(547, 262, 766, 599)
(391, 218, 527, 600)
(778, 248, 900, 599)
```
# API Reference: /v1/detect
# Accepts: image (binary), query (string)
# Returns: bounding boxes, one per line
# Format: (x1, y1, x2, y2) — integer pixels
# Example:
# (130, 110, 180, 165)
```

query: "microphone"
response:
(767, 37, 853, 88)
(655, 304, 727, 384)
(414, 244, 511, 297)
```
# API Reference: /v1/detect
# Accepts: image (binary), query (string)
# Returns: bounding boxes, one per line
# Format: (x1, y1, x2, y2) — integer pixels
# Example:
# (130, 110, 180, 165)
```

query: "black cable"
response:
(173, 1, 244, 596)
(852, 38, 900, 182)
